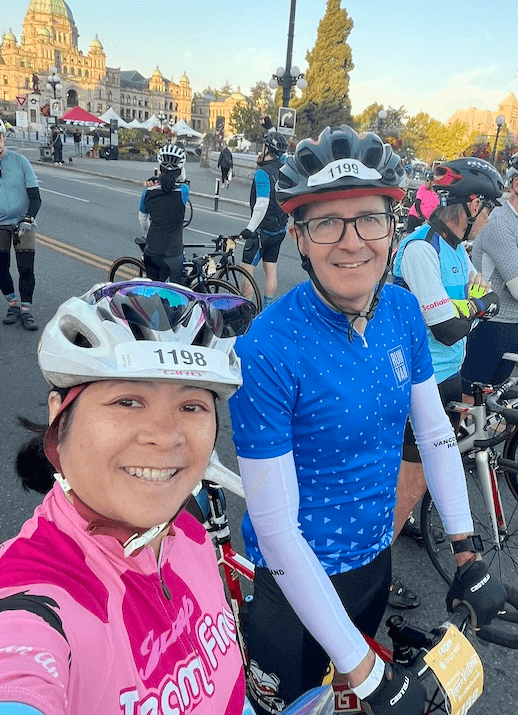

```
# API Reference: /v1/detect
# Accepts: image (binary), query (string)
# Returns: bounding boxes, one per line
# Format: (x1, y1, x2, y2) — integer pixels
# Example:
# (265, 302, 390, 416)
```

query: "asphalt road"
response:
(0, 161, 516, 713)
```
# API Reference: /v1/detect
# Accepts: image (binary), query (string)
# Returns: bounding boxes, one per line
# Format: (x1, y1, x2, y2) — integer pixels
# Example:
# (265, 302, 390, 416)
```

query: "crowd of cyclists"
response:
(0, 115, 516, 715)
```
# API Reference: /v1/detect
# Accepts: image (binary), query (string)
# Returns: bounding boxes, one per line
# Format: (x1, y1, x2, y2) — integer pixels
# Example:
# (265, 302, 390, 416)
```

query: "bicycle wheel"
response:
(502, 428, 518, 502)
(183, 200, 193, 228)
(216, 265, 262, 311)
(421, 456, 518, 586)
(108, 257, 146, 282)
(189, 277, 241, 295)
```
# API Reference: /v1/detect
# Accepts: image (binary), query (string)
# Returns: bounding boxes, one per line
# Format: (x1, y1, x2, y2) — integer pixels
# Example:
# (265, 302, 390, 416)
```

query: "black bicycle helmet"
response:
(433, 158, 503, 205)
(425, 170, 434, 181)
(262, 131, 288, 157)
(506, 152, 518, 184)
(276, 125, 407, 214)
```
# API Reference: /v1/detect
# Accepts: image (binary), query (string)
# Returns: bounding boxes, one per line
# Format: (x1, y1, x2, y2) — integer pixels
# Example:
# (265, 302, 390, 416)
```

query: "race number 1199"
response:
(154, 348, 207, 367)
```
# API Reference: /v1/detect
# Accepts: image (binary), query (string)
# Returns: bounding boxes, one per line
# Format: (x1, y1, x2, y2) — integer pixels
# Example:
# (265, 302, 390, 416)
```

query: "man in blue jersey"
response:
(229, 127, 506, 715)
(392, 158, 502, 540)
(0, 119, 41, 330)
(239, 131, 288, 308)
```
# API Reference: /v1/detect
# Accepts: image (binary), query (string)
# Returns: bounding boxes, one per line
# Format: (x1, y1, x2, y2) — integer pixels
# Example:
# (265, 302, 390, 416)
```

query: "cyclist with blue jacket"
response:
(229, 126, 506, 715)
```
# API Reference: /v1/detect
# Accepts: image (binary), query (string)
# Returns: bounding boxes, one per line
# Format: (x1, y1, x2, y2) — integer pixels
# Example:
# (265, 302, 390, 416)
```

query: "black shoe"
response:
(400, 515, 445, 546)
(3, 306, 21, 324)
(20, 311, 38, 331)
(388, 578, 420, 609)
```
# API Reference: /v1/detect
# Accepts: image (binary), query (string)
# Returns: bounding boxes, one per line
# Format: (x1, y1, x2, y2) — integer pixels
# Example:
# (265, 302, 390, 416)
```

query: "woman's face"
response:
(49, 381, 217, 529)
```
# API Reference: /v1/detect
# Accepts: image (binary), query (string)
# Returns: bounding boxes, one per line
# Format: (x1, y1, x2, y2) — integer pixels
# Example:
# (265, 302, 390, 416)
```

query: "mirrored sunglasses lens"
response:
(205, 296, 257, 338)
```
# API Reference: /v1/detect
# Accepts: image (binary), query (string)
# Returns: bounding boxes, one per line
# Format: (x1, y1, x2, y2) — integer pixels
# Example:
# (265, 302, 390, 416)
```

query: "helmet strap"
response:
(462, 201, 477, 241)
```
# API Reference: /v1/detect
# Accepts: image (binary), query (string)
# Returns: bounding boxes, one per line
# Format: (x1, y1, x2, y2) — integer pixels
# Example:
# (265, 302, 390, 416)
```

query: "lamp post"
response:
(377, 109, 387, 138)
(268, 0, 307, 108)
(490, 114, 505, 165)
(157, 111, 166, 131)
(45, 66, 62, 130)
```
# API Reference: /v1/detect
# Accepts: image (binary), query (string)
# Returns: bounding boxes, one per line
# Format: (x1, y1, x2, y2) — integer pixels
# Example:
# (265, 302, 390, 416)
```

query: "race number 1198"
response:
(154, 348, 207, 367)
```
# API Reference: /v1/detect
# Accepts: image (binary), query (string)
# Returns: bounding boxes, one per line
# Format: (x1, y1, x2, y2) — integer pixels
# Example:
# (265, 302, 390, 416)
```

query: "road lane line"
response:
(40, 188, 90, 202)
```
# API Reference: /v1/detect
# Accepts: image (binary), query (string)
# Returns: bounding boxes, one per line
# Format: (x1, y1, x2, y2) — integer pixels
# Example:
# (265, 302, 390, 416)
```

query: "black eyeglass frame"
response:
(294, 212, 397, 244)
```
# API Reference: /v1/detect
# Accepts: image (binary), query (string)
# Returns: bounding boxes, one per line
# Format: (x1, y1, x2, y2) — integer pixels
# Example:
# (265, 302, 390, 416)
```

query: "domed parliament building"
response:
(1, 0, 192, 125)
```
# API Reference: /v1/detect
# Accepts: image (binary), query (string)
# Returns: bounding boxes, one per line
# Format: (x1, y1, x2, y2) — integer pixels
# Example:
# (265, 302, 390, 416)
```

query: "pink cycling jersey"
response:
(0, 484, 245, 715)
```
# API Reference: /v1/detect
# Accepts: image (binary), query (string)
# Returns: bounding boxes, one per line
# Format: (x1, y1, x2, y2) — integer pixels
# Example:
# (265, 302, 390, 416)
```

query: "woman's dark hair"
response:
(159, 167, 181, 194)
(16, 386, 76, 495)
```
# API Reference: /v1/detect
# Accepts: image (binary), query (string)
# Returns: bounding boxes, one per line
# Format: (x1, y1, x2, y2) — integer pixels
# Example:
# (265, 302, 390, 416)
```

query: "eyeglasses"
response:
(90, 281, 256, 338)
(295, 213, 396, 244)
(482, 200, 497, 214)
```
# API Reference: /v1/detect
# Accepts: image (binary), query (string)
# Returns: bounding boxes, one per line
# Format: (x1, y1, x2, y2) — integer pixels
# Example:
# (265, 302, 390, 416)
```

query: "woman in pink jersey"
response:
(0, 280, 256, 715)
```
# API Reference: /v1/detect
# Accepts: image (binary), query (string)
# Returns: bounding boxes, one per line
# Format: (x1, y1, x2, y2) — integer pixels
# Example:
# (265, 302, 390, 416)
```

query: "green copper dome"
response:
(27, 0, 75, 23)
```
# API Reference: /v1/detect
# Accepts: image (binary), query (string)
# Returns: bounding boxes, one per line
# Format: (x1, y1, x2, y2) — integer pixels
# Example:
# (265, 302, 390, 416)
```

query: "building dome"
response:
(90, 34, 103, 49)
(2, 29, 17, 43)
(179, 71, 189, 83)
(27, 0, 75, 24)
(231, 91, 246, 101)
(152, 66, 163, 78)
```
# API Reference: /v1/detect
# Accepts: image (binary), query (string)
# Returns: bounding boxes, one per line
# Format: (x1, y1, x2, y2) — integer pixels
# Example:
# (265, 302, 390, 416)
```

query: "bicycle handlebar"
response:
(485, 377, 518, 425)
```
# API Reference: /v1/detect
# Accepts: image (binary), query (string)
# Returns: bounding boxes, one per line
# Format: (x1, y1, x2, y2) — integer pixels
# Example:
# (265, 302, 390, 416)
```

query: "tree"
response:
(250, 81, 278, 123)
(229, 101, 263, 143)
(295, 0, 354, 118)
(219, 81, 233, 97)
(400, 112, 434, 161)
(353, 104, 407, 137)
(295, 100, 351, 140)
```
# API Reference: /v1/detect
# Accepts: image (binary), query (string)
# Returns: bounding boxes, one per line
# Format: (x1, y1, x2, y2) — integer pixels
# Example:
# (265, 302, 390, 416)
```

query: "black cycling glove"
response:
(446, 559, 506, 627)
(239, 228, 256, 241)
(361, 662, 426, 715)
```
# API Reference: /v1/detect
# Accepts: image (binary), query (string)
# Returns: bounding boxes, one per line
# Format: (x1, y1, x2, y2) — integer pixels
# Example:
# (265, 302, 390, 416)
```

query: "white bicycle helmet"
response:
(0, 119, 5, 135)
(157, 143, 186, 170)
(38, 279, 256, 400)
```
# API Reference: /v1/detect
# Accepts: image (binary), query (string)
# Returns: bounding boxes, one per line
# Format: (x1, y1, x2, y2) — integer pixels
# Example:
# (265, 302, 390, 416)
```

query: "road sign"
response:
(278, 107, 296, 136)
(16, 95, 27, 107)
(16, 111, 28, 128)
(50, 99, 62, 117)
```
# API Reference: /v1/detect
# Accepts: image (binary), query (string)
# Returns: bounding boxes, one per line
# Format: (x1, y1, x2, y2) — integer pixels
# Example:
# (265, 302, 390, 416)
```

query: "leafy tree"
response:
(354, 104, 407, 137)
(250, 81, 278, 124)
(296, 0, 354, 117)
(353, 103, 383, 132)
(400, 112, 434, 160)
(219, 81, 233, 96)
(229, 101, 263, 142)
(295, 100, 351, 140)
(425, 120, 473, 162)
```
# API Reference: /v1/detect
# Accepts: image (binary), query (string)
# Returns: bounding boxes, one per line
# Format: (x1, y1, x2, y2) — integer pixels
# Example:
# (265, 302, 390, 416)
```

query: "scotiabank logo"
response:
(422, 297, 450, 312)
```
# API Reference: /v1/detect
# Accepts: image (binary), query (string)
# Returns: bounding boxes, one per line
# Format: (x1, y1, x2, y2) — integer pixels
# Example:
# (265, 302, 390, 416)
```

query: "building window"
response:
(20, 60, 25, 68)
(85, 70, 89, 78)
(3, 75, 7, 85)
(107, 91, 112, 101)
(133, 96, 137, 105)
(145, 111, 149, 119)
(24, 77, 30, 88)
(87, 102, 91, 111)
(78, 69, 82, 77)
(70, 67, 74, 75)
(63, 66, 67, 75)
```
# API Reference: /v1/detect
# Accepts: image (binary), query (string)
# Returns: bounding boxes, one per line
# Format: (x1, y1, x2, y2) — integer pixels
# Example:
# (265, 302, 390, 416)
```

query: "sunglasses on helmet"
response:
(89, 281, 256, 339)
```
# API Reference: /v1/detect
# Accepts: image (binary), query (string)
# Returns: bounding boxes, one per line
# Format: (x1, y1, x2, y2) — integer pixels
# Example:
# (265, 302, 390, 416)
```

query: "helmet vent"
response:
(362, 145, 383, 169)
(59, 315, 100, 349)
(331, 138, 351, 160)
(298, 147, 324, 175)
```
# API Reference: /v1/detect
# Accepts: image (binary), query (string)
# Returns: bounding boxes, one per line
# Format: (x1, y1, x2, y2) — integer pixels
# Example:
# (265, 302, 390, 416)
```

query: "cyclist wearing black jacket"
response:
(240, 131, 288, 308)
(138, 144, 189, 283)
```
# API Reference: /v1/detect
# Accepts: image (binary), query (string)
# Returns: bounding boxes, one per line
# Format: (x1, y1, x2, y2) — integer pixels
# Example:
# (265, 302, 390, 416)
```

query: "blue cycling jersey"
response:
(229, 281, 434, 574)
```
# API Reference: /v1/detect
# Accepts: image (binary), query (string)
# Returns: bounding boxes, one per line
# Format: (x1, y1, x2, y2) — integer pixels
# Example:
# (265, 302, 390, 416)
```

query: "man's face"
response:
(289, 195, 393, 314)
(0, 133, 6, 160)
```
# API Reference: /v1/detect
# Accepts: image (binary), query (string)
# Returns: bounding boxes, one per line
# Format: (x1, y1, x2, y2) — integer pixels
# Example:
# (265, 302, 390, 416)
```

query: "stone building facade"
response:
(447, 93, 518, 138)
(1, 0, 191, 125)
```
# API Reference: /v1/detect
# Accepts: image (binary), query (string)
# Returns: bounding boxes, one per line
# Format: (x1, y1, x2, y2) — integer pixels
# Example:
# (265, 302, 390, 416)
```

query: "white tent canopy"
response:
(128, 118, 143, 128)
(171, 119, 202, 139)
(141, 114, 159, 130)
(99, 107, 129, 128)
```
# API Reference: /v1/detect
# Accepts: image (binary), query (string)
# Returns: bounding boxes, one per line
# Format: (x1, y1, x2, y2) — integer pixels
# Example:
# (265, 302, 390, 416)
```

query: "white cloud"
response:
(183, 52, 192, 58)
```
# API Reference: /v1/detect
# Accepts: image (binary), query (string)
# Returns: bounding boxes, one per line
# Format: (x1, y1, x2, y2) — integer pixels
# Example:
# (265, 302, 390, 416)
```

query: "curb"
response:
(30, 158, 249, 208)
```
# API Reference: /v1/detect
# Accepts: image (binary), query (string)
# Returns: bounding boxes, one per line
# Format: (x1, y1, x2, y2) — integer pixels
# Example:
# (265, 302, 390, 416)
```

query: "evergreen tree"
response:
(296, 0, 354, 119)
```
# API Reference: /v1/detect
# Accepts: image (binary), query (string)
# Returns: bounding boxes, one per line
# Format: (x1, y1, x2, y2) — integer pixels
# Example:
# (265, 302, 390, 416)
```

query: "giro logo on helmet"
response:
(308, 159, 382, 187)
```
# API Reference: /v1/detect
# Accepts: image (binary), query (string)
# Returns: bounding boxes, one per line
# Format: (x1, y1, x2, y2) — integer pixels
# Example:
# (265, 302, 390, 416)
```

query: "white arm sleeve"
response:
(247, 196, 269, 233)
(410, 376, 473, 535)
(138, 211, 150, 235)
(238, 452, 369, 674)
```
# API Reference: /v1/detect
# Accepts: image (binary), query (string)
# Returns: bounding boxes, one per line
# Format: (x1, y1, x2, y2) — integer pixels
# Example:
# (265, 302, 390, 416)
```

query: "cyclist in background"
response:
(0, 280, 253, 715)
(462, 153, 518, 396)
(239, 131, 288, 308)
(229, 126, 506, 715)
(0, 118, 41, 331)
(392, 158, 502, 543)
(406, 170, 439, 233)
(138, 144, 189, 283)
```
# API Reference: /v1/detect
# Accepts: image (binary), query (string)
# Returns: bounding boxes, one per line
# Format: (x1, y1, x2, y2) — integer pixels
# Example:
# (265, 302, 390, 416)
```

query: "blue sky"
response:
(7, 0, 518, 121)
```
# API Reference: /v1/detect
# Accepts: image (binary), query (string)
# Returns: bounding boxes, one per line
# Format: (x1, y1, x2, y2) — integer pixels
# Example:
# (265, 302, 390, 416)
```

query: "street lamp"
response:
(490, 114, 505, 165)
(45, 66, 62, 128)
(157, 111, 166, 131)
(267, 0, 306, 108)
(377, 109, 387, 138)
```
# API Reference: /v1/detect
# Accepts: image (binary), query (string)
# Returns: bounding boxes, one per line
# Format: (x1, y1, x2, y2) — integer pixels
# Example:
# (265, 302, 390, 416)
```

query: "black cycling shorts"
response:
(241, 547, 392, 714)
(461, 320, 518, 395)
(242, 229, 286, 266)
(402, 372, 462, 463)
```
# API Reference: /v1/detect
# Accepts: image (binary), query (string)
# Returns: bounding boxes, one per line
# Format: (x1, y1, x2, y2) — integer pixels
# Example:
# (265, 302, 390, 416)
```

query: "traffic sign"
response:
(278, 107, 296, 136)
(16, 95, 27, 107)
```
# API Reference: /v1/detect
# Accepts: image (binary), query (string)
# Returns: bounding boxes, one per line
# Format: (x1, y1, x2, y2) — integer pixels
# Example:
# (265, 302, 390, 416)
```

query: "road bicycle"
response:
(195, 456, 518, 715)
(107, 235, 263, 310)
(420, 373, 518, 601)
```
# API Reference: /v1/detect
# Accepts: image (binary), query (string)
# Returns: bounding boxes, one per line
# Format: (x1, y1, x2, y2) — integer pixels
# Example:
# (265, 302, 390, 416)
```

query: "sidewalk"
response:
(10, 140, 250, 207)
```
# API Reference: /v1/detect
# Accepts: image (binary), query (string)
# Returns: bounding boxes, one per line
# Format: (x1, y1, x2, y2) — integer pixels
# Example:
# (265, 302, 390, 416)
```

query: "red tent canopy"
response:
(60, 106, 106, 126)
